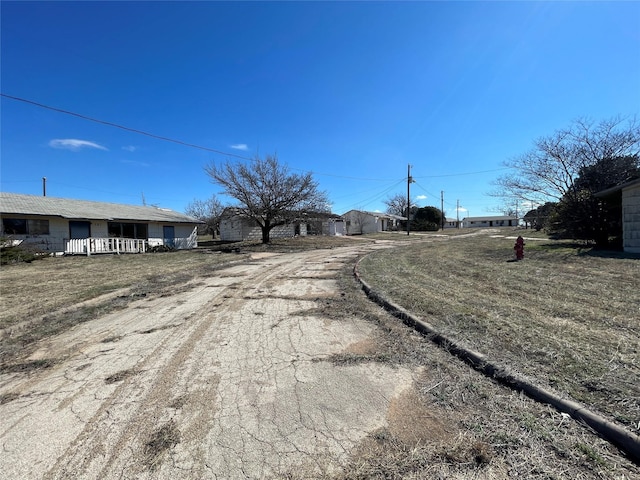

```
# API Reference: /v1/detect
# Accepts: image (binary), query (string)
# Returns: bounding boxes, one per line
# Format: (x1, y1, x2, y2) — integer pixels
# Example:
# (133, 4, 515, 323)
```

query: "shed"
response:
(0, 192, 201, 254)
(595, 178, 640, 254)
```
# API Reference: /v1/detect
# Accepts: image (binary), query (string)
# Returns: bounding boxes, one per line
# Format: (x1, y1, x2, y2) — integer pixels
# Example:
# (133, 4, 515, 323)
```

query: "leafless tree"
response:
(349, 209, 370, 234)
(384, 193, 414, 217)
(184, 195, 224, 237)
(205, 154, 329, 243)
(492, 116, 640, 205)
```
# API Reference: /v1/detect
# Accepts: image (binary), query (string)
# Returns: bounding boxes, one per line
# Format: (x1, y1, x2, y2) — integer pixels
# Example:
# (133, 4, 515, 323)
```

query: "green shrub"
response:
(0, 239, 44, 265)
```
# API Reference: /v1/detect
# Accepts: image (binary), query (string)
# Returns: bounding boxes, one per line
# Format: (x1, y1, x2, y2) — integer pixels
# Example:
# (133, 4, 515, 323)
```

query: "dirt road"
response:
(1, 242, 418, 479)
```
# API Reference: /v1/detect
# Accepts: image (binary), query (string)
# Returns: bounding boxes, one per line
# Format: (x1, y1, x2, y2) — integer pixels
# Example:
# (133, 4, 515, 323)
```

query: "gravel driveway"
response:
(1, 242, 418, 479)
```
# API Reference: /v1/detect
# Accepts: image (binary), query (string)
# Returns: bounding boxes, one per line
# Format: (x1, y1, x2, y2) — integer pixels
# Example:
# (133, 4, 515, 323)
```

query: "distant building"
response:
(342, 210, 405, 235)
(462, 216, 518, 228)
(443, 218, 461, 229)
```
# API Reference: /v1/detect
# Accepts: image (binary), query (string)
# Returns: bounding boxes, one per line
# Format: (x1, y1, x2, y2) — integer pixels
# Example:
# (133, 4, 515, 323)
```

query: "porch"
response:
(65, 238, 148, 256)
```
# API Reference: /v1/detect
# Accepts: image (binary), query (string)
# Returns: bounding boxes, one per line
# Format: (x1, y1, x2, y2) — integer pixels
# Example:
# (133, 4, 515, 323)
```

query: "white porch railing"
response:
(65, 238, 148, 256)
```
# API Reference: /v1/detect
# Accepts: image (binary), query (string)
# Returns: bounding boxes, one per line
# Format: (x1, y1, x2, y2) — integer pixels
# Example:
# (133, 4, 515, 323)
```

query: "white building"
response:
(342, 210, 405, 235)
(596, 178, 640, 254)
(462, 216, 518, 228)
(219, 208, 344, 241)
(0, 192, 201, 254)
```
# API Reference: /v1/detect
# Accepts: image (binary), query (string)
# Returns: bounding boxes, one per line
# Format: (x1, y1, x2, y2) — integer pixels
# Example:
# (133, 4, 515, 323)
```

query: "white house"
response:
(462, 216, 518, 228)
(0, 192, 201, 255)
(596, 178, 640, 254)
(444, 218, 461, 229)
(342, 210, 405, 235)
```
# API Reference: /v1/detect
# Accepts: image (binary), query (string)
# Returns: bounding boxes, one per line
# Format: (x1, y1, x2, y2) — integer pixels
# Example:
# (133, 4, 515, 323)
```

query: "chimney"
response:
(42, 177, 47, 196)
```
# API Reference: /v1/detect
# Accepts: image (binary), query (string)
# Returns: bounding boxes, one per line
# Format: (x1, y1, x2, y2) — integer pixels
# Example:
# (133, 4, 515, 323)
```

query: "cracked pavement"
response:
(1, 242, 420, 479)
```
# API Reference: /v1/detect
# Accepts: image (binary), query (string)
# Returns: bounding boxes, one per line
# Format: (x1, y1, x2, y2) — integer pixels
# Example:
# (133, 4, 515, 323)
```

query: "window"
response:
(2, 218, 49, 235)
(29, 220, 50, 235)
(107, 222, 148, 239)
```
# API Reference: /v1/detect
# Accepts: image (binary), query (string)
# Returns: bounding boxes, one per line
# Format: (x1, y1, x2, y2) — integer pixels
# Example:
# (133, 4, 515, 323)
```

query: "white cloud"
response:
(122, 145, 137, 152)
(415, 195, 427, 201)
(49, 139, 108, 151)
(230, 143, 249, 151)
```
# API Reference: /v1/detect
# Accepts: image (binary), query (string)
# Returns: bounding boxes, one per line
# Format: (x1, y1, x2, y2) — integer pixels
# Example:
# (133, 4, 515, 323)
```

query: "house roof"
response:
(463, 216, 517, 222)
(343, 209, 407, 220)
(594, 177, 640, 198)
(0, 192, 201, 224)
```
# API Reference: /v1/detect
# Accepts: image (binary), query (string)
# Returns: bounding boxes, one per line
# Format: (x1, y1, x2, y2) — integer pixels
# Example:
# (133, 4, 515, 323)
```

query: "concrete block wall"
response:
(622, 183, 640, 253)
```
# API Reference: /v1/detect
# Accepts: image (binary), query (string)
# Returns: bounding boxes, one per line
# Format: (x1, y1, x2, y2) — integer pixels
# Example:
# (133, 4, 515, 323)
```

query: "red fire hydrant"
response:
(514, 236, 525, 261)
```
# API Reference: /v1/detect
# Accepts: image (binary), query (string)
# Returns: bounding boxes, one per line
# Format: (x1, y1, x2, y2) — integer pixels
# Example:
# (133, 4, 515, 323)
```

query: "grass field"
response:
(356, 230, 640, 435)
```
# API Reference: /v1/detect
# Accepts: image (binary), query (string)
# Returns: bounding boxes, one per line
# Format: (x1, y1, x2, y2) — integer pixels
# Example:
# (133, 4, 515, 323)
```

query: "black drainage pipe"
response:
(354, 260, 640, 465)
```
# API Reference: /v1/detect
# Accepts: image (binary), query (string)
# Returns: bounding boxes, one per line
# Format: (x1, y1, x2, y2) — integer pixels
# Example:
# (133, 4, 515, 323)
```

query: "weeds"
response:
(104, 368, 138, 384)
(0, 392, 20, 404)
(315, 352, 392, 365)
(143, 420, 181, 471)
(0, 358, 57, 374)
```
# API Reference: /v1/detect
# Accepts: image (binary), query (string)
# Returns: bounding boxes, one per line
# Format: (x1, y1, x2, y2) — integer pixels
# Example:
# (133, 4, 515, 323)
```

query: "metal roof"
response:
(0, 192, 201, 224)
(343, 209, 407, 220)
(463, 216, 517, 221)
(594, 177, 640, 198)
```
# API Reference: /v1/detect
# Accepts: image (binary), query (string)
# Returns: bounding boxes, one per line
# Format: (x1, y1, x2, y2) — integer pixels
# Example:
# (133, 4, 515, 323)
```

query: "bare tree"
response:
(384, 193, 414, 217)
(205, 154, 329, 244)
(185, 195, 224, 237)
(492, 116, 640, 205)
(348, 209, 370, 234)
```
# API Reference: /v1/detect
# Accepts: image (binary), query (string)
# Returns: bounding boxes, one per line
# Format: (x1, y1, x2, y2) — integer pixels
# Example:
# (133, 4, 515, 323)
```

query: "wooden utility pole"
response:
(441, 191, 444, 230)
(406, 164, 413, 235)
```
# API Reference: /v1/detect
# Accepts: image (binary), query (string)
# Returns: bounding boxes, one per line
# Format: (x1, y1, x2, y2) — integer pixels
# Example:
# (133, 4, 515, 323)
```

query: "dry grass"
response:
(104, 368, 139, 384)
(0, 236, 365, 366)
(356, 229, 640, 434)
(0, 236, 365, 332)
(2, 232, 639, 477)
(278, 253, 640, 479)
(0, 249, 237, 330)
(143, 420, 181, 471)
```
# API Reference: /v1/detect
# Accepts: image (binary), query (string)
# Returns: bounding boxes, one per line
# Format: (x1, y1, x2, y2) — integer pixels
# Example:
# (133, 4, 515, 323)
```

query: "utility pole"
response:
(406, 164, 414, 236)
(456, 199, 460, 228)
(440, 190, 444, 230)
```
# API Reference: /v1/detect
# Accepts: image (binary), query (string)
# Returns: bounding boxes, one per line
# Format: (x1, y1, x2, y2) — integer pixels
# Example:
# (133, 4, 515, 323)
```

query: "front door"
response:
(69, 221, 91, 239)
(163, 226, 175, 248)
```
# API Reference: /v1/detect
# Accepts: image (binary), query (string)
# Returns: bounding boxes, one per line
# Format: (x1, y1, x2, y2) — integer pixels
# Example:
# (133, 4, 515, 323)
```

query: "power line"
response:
(301, 169, 397, 182)
(2, 93, 509, 183)
(1, 93, 252, 160)
(414, 167, 509, 178)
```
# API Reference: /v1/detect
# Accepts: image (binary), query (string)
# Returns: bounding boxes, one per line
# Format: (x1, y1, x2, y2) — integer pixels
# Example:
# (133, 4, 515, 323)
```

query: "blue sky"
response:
(2, 1, 639, 219)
